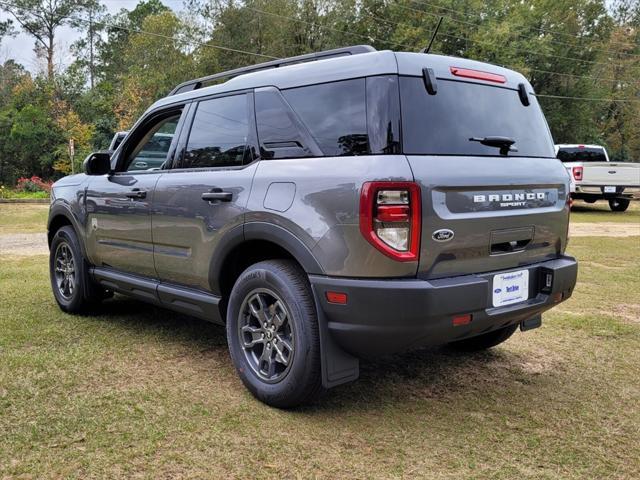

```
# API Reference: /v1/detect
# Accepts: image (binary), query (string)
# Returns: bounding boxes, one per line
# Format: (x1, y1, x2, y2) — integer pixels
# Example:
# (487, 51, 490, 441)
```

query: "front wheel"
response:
(447, 323, 518, 352)
(49, 226, 104, 313)
(226, 260, 323, 408)
(609, 198, 630, 212)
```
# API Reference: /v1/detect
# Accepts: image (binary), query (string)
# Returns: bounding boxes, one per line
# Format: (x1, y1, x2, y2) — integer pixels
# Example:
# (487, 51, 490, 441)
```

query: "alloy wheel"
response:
(54, 242, 76, 300)
(238, 288, 295, 383)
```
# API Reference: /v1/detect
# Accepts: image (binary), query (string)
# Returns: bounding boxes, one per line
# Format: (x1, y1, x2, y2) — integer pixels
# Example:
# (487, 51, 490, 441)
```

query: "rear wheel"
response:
(447, 323, 518, 352)
(49, 226, 104, 313)
(609, 198, 630, 212)
(226, 260, 323, 408)
(584, 198, 597, 204)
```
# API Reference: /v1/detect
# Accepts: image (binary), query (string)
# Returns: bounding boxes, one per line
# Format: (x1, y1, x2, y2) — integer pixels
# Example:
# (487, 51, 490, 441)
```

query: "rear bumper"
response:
(574, 185, 640, 199)
(310, 256, 578, 357)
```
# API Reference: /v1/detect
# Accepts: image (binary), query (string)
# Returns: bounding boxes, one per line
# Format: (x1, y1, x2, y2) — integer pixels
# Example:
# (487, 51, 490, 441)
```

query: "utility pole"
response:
(69, 138, 75, 175)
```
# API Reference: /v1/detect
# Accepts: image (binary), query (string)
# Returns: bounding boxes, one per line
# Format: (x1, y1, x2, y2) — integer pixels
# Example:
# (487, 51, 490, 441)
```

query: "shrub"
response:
(16, 176, 53, 193)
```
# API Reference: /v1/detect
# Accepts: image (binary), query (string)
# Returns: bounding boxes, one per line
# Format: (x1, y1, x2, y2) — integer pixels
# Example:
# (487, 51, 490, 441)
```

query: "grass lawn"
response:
(570, 199, 640, 223)
(1, 207, 639, 478)
(0, 204, 49, 234)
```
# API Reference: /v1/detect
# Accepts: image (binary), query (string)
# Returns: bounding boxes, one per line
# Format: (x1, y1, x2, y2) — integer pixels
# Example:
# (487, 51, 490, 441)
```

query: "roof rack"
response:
(168, 45, 376, 96)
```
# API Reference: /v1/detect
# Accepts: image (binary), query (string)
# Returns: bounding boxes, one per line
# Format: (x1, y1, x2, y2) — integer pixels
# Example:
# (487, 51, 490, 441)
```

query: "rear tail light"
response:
(359, 181, 421, 261)
(572, 166, 583, 181)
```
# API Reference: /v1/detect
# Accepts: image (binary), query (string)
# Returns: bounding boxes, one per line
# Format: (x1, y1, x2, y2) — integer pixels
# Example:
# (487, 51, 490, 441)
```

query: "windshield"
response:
(400, 77, 555, 158)
(556, 147, 607, 163)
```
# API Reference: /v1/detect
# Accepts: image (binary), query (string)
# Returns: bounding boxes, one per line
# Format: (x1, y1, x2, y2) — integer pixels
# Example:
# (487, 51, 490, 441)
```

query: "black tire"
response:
(447, 323, 518, 352)
(609, 198, 630, 212)
(226, 260, 323, 408)
(584, 198, 597, 204)
(49, 226, 104, 313)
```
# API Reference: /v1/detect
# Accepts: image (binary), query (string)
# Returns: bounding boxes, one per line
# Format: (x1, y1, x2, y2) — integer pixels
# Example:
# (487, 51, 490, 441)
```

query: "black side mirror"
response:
(84, 151, 112, 175)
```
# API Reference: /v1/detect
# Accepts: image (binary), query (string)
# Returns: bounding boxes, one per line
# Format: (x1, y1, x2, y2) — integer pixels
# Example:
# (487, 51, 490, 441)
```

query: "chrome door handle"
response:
(202, 190, 232, 202)
(125, 188, 147, 199)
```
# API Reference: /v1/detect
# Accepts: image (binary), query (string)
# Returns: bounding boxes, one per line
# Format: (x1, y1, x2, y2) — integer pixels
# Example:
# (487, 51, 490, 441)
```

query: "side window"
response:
(182, 94, 250, 168)
(366, 76, 401, 154)
(124, 114, 180, 171)
(255, 87, 315, 160)
(283, 79, 369, 156)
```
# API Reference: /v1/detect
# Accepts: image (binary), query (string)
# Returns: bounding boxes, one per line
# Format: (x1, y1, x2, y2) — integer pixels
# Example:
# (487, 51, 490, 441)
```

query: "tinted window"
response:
(366, 76, 401, 154)
(125, 115, 179, 171)
(400, 77, 555, 158)
(255, 88, 314, 160)
(183, 94, 249, 168)
(283, 79, 369, 156)
(557, 147, 606, 162)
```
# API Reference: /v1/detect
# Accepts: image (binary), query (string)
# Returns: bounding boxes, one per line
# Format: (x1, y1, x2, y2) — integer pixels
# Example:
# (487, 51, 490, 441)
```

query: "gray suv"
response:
(48, 46, 578, 407)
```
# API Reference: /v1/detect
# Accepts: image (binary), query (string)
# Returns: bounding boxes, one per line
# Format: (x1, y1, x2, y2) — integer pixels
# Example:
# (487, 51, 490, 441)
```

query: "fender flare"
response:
(208, 222, 324, 296)
(47, 202, 93, 260)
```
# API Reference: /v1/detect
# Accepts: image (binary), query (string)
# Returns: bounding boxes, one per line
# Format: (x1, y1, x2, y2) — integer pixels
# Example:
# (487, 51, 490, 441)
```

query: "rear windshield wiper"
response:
(469, 136, 518, 155)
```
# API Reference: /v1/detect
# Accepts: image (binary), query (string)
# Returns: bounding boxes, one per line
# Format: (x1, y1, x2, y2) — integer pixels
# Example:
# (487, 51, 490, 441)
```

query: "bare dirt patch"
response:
(0, 233, 48, 256)
(569, 222, 640, 237)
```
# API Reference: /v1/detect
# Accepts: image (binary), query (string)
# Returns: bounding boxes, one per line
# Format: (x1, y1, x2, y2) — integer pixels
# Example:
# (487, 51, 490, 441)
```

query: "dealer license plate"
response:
(492, 270, 529, 307)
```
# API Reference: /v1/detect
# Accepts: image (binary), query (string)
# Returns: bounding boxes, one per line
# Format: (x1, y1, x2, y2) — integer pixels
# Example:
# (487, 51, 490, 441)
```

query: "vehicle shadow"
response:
(89, 295, 537, 412)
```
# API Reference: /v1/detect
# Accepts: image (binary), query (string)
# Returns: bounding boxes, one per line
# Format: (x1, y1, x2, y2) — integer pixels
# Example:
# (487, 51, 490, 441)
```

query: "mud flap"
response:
(310, 285, 359, 389)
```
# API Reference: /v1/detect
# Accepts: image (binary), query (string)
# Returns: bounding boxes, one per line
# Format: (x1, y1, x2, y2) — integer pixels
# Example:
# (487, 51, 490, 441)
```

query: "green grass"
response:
(0, 189, 50, 199)
(570, 199, 640, 223)
(1, 225, 639, 477)
(0, 204, 49, 234)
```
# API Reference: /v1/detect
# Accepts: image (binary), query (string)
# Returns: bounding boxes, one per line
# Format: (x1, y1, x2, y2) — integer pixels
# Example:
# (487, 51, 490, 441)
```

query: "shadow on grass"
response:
(86, 294, 533, 411)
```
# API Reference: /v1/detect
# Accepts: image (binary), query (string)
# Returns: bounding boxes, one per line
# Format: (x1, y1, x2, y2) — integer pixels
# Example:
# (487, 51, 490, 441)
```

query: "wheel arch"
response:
(47, 204, 88, 258)
(211, 222, 324, 302)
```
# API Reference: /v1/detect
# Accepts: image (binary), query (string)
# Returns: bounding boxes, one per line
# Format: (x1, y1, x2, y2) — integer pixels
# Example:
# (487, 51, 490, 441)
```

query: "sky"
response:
(0, 0, 179, 73)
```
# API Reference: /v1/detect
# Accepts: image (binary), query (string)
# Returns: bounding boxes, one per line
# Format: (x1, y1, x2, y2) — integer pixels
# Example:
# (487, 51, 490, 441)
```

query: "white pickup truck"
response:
(556, 144, 640, 212)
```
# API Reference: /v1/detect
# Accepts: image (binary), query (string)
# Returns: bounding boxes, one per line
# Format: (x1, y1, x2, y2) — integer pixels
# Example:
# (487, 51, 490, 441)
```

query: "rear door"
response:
(152, 92, 258, 291)
(398, 72, 570, 280)
(85, 107, 186, 277)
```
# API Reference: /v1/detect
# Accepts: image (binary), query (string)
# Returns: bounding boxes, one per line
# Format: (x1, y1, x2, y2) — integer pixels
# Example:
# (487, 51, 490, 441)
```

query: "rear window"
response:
(400, 77, 555, 158)
(556, 147, 606, 163)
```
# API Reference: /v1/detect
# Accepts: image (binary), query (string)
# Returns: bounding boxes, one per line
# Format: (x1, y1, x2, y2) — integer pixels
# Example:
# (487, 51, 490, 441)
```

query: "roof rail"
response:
(168, 45, 376, 96)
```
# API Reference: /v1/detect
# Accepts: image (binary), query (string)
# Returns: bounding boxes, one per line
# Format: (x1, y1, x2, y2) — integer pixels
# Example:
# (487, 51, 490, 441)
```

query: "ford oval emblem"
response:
(432, 229, 455, 242)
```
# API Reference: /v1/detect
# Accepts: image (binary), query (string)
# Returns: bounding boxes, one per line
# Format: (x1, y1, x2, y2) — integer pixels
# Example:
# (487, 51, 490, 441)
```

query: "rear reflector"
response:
(450, 66, 506, 83)
(326, 291, 348, 305)
(452, 314, 472, 326)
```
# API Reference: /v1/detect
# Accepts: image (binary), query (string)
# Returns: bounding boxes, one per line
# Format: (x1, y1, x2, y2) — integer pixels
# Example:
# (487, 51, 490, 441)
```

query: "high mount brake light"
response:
(450, 66, 506, 84)
(359, 182, 421, 262)
(572, 166, 583, 181)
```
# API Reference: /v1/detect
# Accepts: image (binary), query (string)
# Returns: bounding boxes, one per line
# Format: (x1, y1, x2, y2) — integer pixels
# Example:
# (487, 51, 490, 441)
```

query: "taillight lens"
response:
(572, 166, 583, 181)
(359, 181, 421, 261)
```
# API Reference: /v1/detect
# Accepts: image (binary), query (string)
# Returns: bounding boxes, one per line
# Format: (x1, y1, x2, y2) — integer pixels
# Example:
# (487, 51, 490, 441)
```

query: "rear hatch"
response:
(396, 54, 570, 279)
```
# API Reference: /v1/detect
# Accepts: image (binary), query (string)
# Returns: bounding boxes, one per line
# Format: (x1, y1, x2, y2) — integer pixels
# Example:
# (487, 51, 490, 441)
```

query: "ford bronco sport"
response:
(48, 46, 578, 408)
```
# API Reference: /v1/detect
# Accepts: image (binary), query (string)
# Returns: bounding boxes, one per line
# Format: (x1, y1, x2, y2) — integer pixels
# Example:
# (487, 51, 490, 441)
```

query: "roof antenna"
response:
(420, 16, 444, 54)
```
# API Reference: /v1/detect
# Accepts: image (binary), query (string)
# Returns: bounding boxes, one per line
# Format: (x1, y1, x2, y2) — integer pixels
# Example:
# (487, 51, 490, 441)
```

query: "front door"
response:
(152, 92, 258, 291)
(85, 107, 186, 277)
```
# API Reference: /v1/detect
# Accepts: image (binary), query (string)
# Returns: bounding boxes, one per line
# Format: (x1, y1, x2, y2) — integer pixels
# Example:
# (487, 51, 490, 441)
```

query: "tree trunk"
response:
(89, 9, 95, 89)
(47, 29, 54, 80)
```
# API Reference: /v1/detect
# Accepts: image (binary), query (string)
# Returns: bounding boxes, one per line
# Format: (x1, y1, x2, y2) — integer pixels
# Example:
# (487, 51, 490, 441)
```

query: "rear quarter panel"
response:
(246, 155, 417, 277)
